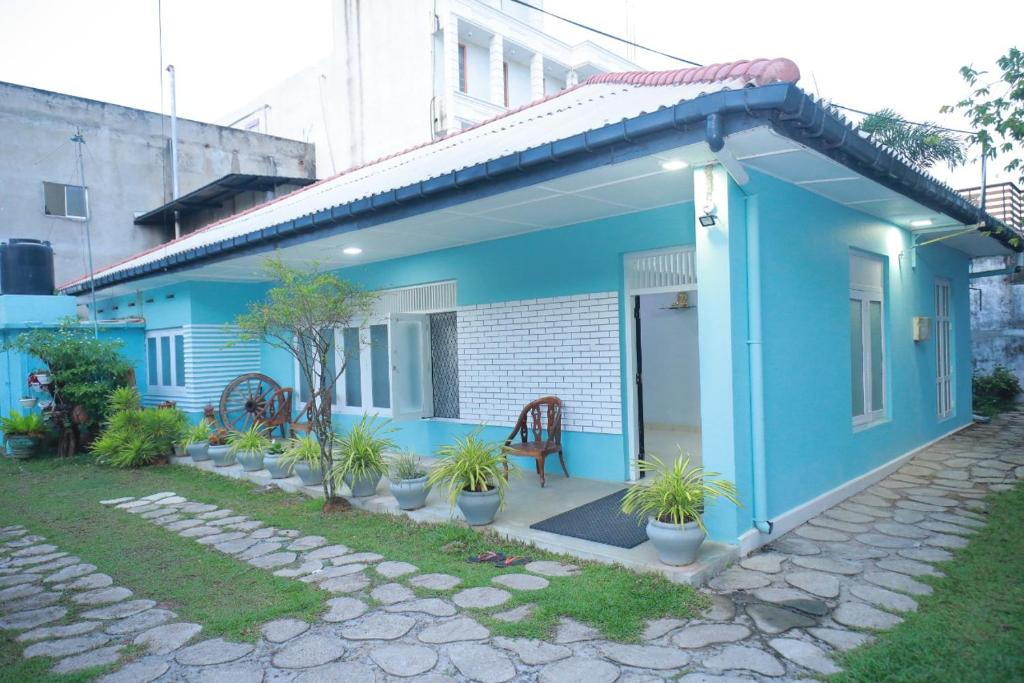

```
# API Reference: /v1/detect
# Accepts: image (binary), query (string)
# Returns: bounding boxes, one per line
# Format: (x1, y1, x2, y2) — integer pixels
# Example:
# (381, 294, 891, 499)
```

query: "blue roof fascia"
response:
(64, 83, 1019, 295)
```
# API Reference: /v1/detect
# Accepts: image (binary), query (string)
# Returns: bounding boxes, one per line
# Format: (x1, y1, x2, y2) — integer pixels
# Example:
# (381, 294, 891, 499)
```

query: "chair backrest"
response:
(262, 387, 293, 426)
(516, 396, 562, 445)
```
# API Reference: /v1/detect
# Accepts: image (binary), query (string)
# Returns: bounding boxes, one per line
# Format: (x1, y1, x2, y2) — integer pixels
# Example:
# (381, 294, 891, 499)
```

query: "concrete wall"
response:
(0, 81, 315, 286)
(970, 255, 1024, 383)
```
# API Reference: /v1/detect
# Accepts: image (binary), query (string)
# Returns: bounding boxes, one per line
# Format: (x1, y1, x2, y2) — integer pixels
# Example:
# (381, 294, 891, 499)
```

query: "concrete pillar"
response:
(693, 164, 753, 544)
(530, 53, 545, 100)
(489, 34, 505, 106)
(443, 13, 460, 133)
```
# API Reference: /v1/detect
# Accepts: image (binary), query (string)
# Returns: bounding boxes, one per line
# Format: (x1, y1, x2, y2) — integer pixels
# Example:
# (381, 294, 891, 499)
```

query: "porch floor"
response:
(172, 456, 737, 586)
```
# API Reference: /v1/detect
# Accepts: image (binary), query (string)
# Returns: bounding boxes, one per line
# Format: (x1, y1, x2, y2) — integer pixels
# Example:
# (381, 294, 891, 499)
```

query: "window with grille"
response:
(429, 312, 459, 418)
(935, 279, 953, 419)
(146, 329, 185, 395)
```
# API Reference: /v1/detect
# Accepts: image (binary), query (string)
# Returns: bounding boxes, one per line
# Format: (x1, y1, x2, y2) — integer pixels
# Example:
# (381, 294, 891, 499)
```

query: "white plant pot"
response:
(645, 517, 706, 566)
(18, 398, 37, 408)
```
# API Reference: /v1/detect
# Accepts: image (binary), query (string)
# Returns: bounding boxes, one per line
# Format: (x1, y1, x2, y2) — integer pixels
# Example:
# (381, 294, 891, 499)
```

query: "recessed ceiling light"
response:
(342, 247, 363, 255)
(910, 219, 933, 227)
(661, 159, 689, 171)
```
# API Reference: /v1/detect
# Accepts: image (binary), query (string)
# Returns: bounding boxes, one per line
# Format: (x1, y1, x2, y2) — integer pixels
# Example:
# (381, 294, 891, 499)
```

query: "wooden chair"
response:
(260, 387, 294, 438)
(289, 390, 332, 437)
(503, 396, 565, 487)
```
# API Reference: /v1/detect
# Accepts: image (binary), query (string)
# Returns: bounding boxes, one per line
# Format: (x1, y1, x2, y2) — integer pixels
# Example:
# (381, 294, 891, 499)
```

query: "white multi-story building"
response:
(222, 0, 640, 177)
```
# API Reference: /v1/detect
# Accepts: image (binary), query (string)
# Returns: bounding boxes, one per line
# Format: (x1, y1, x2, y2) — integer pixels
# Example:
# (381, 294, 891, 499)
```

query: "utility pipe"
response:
(746, 194, 772, 535)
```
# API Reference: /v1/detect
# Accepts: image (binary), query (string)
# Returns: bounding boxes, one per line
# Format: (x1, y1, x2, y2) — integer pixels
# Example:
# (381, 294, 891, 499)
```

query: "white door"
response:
(389, 313, 433, 421)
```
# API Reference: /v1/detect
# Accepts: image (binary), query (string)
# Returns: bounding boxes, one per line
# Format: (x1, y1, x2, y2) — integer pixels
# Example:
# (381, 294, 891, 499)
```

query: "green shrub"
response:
(90, 389, 187, 468)
(0, 411, 48, 437)
(108, 386, 141, 414)
(973, 364, 1023, 417)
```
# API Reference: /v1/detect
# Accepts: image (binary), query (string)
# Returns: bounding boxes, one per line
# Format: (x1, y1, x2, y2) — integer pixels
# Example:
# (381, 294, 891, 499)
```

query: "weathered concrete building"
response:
(0, 81, 316, 285)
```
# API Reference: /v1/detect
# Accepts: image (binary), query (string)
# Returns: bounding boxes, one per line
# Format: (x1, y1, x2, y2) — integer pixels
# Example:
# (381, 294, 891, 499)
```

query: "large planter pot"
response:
(390, 476, 431, 510)
(187, 442, 210, 462)
(235, 449, 265, 472)
(343, 471, 382, 498)
(264, 454, 292, 479)
(645, 517, 706, 566)
(209, 445, 235, 467)
(173, 443, 186, 457)
(6, 435, 38, 460)
(457, 488, 501, 526)
(294, 462, 324, 487)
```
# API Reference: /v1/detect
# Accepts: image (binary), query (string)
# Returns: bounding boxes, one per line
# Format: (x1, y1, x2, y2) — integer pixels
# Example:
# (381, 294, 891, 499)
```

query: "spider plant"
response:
(278, 433, 324, 468)
(388, 449, 427, 482)
(183, 422, 211, 447)
(427, 429, 514, 509)
(620, 453, 740, 533)
(227, 423, 271, 453)
(331, 415, 396, 482)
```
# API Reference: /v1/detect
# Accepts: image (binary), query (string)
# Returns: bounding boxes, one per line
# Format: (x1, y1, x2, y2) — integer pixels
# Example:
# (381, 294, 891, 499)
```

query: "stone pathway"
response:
(1, 413, 1021, 681)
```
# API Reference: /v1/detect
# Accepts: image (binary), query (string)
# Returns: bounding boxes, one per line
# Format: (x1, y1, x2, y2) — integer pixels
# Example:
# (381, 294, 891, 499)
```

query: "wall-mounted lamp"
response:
(699, 203, 718, 228)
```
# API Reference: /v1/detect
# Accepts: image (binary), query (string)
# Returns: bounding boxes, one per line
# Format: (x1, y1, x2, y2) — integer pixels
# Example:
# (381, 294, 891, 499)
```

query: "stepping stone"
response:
(448, 642, 517, 683)
(0, 583, 42, 601)
(769, 637, 841, 674)
(116, 500, 151, 509)
(10, 552, 68, 567)
(0, 574, 40, 588)
(810, 516, 870, 533)
(876, 558, 943, 577)
(50, 645, 122, 675)
(262, 618, 310, 643)
(304, 564, 367, 582)
(287, 536, 328, 551)
(896, 500, 944, 512)
(165, 519, 204, 532)
(385, 598, 457, 617)
(293, 662, 375, 683)
(61, 573, 114, 591)
(795, 525, 850, 542)
(96, 660, 169, 683)
(272, 634, 345, 668)
(215, 538, 259, 554)
(825, 508, 874, 524)
(840, 503, 891, 519)
(554, 617, 600, 643)
(306, 544, 351, 560)
(703, 594, 737, 620)
(82, 600, 156, 620)
(375, 560, 418, 578)
(673, 623, 751, 648)
(249, 551, 297, 569)
(493, 604, 534, 623)
(105, 608, 177, 635)
(875, 522, 930, 539)
(12, 543, 58, 557)
(924, 533, 969, 549)
(196, 532, 247, 546)
(370, 644, 439, 676)
(849, 584, 918, 612)
(341, 613, 416, 640)
(745, 603, 816, 634)
(225, 521, 263, 532)
(739, 553, 786, 573)
(371, 582, 416, 605)
(140, 509, 178, 520)
(18, 621, 100, 643)
(321, 573, 370, 594)
(785, 571, 839, 598)
(274, 559, 323, 578)
(833, 602, 902, 630)
(239, 542, 282, 559)
(418, 617, 489, 643)
(249, 527, 278, 539)
(100, 497, 135, 505)
(134, 622, 203, 655)
(322, 597, 368, 622)
(175, 638, 253, 665)
(24, 633, 110, 658)
(908, 495, 958, 507)
(178, 525, 223, 538)
(333, 552, 383, 565)
(809, 627, 872, 652)
(642, 617, 685, 640)
(141, 491, 177, 501)
(492, 573, 549, 591)
(708, 568, 771, 591)
(454, 586, 512, 608)
(410, 573, 463, 590)
(539, 656, 619, 683)
(491, 638, 572, 670)
(931, 512, 985, 528)
(0, 606, 66, 630)
(892, 510, 926, 524)
(197, 509, 233, 519)
(72, 586, 132, 606)
(703, 645, 784, 677)
(153, 495, 186, 505)
(524, 560, 580, 577)
(855, 533, 915, 548)
(2, 591, 61, 614)
(899, 547, 953, 563)
(863, 571, 933, 595)
(850, 493, 891, 508)
(791, 556, 862, 575)
(208, 515, 249, 527)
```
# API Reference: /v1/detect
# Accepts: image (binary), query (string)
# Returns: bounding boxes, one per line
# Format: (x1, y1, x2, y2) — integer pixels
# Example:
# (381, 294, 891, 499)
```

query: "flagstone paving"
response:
(0, 412, 1021, 680)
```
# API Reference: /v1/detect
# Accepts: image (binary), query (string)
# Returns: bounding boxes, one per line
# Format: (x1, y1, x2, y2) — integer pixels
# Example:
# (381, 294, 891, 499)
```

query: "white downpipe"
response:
(746, 196, 772, 534)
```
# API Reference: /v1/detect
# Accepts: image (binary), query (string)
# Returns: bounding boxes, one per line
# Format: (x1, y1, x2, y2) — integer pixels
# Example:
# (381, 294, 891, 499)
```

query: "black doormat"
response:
(529, 489, 648, 549)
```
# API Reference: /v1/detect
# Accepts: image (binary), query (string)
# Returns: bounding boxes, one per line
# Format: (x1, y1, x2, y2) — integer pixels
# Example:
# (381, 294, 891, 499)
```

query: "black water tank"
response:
(0, 239, 55, 295)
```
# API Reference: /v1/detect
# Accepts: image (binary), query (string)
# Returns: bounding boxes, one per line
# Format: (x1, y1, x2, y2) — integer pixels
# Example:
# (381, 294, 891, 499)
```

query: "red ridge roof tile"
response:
(585, 58, 800, 88)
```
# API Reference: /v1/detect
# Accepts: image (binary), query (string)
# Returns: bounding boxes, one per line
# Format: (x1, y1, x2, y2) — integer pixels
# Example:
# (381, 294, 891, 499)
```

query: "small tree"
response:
(233, 257, 377, 504)
(858, 108, 967, 170)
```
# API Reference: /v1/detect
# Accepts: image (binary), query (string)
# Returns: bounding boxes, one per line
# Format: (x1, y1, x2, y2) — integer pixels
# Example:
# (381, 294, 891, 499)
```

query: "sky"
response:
(1, 0, 1021, 189)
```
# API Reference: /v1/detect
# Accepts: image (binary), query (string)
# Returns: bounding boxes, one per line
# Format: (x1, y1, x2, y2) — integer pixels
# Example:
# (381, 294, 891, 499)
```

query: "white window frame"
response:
(850, 253, 886, 428)
(146, 328, 186, 396)
(935, 278, 954, 420)
(42, 181, 89, 220)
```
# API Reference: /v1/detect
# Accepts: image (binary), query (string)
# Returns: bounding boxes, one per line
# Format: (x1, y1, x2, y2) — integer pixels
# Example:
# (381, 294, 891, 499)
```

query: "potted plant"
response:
(184, 422, 212, 462)
(207, 429, 234, 467)
(332, 415, 395, 497)
(18, 396, 37, 409)
(264, 440, 291, 479)
(1, 411, 48, 459)
(427, 429, 513, 526)
(620, 453, 740, 566)
(228, 423, 270, 472)
(280, 434, 325, 486)
(388, 450, 432, 510)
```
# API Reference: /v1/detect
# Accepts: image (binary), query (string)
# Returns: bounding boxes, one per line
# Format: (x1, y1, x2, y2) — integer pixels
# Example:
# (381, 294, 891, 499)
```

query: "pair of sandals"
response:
(468, 551, 531, 568)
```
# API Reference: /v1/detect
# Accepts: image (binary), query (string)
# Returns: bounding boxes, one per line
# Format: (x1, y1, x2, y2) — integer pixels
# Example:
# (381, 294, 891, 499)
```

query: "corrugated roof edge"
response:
(61, 83, 1021, 296)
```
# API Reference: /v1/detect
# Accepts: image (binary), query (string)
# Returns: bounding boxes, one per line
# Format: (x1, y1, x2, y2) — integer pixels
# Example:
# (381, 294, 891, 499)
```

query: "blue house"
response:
(61, 58, 1021, 551)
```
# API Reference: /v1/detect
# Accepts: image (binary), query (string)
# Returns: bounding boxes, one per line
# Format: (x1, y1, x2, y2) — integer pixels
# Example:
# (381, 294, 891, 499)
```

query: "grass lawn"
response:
(834, 482, 1024, 683)
(1, 454, 706, 678)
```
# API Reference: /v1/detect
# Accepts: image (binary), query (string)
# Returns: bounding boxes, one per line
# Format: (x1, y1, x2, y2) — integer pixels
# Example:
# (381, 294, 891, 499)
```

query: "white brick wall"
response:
(457, 293, 622, 434)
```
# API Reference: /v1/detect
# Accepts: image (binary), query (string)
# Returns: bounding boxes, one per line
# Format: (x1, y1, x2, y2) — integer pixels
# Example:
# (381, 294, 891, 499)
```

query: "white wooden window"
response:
(849, 252, 886, 427)
(146, 329, 186, 395)
(935, 279, 953, 419)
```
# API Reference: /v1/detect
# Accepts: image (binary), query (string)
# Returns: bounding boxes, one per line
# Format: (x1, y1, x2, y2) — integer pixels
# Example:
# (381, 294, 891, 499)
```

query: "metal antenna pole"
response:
(71, 128, 99, 337)
(166, 64, 181, 238)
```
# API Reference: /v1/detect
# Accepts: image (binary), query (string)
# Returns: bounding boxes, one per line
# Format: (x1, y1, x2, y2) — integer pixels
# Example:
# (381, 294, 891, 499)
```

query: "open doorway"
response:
(632, 290, 702, 476)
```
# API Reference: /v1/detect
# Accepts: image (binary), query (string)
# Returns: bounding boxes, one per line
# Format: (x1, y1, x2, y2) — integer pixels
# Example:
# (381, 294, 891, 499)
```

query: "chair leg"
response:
(558, 450, 569, 478)
(539, 460, 546, 488)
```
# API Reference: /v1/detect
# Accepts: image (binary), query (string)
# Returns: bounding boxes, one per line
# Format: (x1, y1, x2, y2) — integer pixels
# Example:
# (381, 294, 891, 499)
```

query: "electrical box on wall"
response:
(913, 316, 931, 342)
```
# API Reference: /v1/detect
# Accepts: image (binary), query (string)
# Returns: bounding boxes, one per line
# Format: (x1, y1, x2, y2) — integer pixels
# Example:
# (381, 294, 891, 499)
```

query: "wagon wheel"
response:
(219, 373, 283, 433)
